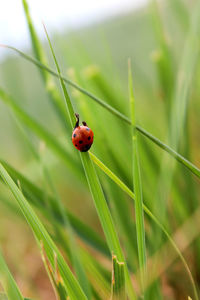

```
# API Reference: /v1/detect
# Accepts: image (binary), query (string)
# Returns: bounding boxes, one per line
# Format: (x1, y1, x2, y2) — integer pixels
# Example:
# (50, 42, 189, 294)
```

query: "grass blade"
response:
(0, 163, 87, 300)
(0, 249, 24, 300)
(43, 24, 76, 128)
(111, 254, 126, 300)
(43, 25, 136, 299)
(128, 60, 146, 295)
(2, 45, 200, 180)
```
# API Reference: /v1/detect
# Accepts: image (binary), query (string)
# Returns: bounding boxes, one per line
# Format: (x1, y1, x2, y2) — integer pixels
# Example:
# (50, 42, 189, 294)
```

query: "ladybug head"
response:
(74, 113, 88, 129)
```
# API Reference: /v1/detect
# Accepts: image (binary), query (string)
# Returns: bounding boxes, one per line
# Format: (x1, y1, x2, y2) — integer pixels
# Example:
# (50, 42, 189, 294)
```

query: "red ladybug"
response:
(72, 113, 94, 152)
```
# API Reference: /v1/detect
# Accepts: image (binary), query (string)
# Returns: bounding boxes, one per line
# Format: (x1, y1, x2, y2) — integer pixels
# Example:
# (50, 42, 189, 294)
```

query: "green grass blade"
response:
(0, 163, 87, 300)
(128, 60, 146, 294)
(111, 255, 126, 300)
(0, 249, 24, 300)
(43, 26, 136, 299)
(89, 152, 198, 298)
(43, 24, 76, 128)
(2, 45, 200, 180)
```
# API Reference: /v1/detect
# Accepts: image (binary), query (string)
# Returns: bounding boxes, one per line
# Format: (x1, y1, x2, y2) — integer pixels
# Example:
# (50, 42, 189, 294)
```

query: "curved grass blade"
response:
(0, 249, 24, 300)
(128, 59, 146, 295)
(43, 25, 136, 299)
(89, 152, 198, 299)
(2, 45, 200, 180)
(0, 163, 87, 300)
(111, 254, 126, 300)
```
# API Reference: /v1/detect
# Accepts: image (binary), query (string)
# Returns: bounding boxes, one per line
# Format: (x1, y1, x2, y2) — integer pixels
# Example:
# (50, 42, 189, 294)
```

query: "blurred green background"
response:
(0, 0, 200, 299)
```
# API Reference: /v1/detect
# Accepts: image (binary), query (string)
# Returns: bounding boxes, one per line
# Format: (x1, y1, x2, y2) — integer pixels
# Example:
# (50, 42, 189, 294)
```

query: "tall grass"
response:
(0, 0, 199, 299)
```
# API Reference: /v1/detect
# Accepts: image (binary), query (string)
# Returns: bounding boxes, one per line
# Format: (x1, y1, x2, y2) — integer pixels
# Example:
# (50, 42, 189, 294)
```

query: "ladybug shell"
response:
(72, 125, 94, 152)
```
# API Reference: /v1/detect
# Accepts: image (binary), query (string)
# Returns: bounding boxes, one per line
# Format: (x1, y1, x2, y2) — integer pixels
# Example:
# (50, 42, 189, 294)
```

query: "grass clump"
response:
(0, 0, 199, 299)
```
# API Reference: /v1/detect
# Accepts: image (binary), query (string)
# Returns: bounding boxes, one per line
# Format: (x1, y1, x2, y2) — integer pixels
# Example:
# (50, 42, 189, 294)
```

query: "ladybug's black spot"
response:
(81, 144, 91, 152)
(86, 128, 90, 131)
(88, 136, 91, 140)
(73, 133, 76, 138)
(75, 144, 77, 147)
(79, 140, 83, 144)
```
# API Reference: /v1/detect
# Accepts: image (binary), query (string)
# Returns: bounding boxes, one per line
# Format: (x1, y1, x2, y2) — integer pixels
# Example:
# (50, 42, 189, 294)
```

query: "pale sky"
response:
(0, 0, 147, 55)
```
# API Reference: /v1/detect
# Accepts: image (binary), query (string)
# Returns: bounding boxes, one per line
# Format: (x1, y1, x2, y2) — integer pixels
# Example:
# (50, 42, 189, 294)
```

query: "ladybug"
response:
(72, 113, 94, 152)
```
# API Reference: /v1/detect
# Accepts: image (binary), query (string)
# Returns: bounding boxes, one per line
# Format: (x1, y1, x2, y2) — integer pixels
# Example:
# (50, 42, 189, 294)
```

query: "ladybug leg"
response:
(82, 121, 88, 126)
(74, 113, 80, 129)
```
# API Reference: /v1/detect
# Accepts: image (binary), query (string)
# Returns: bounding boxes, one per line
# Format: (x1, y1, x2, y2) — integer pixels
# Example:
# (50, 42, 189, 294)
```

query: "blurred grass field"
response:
(0, 0, 200, 299)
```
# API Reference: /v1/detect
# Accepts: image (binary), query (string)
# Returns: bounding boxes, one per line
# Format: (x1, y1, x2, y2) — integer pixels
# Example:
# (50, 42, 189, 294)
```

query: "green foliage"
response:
(0, 0, 200, 299)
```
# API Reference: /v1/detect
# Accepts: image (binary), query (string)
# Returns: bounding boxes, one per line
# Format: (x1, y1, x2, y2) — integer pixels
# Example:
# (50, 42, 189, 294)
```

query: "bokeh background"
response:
(0, 0, 200, 299)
